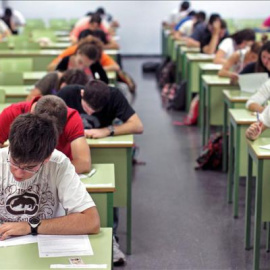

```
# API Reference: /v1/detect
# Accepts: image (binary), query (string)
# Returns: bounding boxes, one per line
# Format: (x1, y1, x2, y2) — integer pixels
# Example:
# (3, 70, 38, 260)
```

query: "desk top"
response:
(180, 46, 200, 53)
(186, 53, 214, 61)
(229, 108, 256, 124)
(81, 164, 115, 192)
(202, 75, 232, 85)
(199, 63, 222, 71)
(223, 89, 251, 102)
(87, 134, 134, 148)
(0, 85, 30, 97)
(41, 42, 71, 50)
(0, 50, 63, 56)
(23, 71, 47, 80)
(175, 40, 187, 46)
(57, 36, 71, 43)
(0, 228, 112, 269)
(247, 137, 270, 159)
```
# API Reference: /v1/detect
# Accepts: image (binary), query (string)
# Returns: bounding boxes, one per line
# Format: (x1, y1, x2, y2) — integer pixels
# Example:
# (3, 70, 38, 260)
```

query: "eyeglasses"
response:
(7, 152, 44, 174)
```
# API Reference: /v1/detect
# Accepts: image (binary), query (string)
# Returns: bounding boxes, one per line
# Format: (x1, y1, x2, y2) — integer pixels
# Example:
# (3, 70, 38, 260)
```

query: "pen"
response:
(88, 168, 96, 178)
(256, 112, 260, 122)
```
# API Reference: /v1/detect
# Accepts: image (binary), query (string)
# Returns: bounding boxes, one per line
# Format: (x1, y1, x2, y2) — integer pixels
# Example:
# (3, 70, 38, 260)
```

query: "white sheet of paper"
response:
(238, 73, 269, 93)
(259, 144, 270, 150)
(50, 265, 107, 269)
(84, 183, 113, 188)
(0, 234, 37, 247)
(38, 235, 93, 258)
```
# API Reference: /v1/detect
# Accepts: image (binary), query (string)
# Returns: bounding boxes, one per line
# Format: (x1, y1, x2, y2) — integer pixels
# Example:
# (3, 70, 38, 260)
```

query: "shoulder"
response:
(48, 149, 70, 166)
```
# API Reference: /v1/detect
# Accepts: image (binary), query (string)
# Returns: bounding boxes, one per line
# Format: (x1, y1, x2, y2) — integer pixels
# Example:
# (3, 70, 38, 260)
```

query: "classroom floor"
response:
(116, 57, 270, 270)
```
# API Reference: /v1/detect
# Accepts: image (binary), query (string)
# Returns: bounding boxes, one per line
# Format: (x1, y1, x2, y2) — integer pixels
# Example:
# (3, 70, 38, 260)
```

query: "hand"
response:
(0, 222, 30, 240)
(245, 122, 263, 141)
(84, 128, 110, 139)
(230, 73, 239, 85)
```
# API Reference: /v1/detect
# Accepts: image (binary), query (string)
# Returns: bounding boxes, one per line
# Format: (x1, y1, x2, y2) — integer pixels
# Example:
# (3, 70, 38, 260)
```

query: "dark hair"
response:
(256, 41, 270, 72)
(96, 7, 105, 15)
(220, 19, 227, 30)
(78, 35, 104, 52)
(197, 11, 206, 22)
(208, 13, 220, 25)
(83, 79, 110, 111)
(34, 95, 68, 134)
(180, 1, 190, 11)
(4, 8, 12, 17)
(86, 11, 94, 17)
(76, 42, 101, 62)
(89, 13, 102, 25)
(188, 11, 196, 17)
(60, 69, 88, 87)
(9, 113, 58, 164)
(250, 41, 263, 54)
(230, 29, 255, 45)
(78, 29, 107, 44)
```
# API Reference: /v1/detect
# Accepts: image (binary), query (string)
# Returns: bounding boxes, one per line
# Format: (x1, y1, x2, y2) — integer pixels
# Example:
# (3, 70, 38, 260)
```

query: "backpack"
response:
(195, 132, 223, 170)
(156, 56, 171, 81)
(117, 70, 136, 94)
(158, 60, 176, 89)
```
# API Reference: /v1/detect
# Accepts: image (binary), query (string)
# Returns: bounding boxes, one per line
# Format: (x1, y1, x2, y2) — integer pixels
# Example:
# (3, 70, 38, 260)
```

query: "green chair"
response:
(0, 59, 33, 72)
(0, 72, 24, 85)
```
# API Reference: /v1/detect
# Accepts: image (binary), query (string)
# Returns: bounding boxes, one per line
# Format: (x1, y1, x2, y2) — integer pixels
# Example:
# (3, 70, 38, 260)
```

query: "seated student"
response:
(56, 42, 109, 84)
(26, 69, 89, 101)
(213, 29, 255, 65)
(57, 80, 143, 138)
(0, 95, 90, 174)
(0, 113, 100, 240)
(1, 7, 17, 34)
(240, 41, 270, 76)
(48, 36, 120, 72)
(218, 41, 262, 82)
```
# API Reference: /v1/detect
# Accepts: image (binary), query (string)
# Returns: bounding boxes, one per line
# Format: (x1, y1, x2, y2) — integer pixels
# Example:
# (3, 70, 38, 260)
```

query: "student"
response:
(240, 41, 270, 76)
(26, 69, 89, 101)
(57, 80, 143, 138)
(1, 7, 17, 34)
(0, 95, 90, 174)
(0, 7, 25, 28)
(0, 113, 100, 240)
(218, 41, 262, 82)
(213, 29, 255, 65)
(56, 42, 109, 84)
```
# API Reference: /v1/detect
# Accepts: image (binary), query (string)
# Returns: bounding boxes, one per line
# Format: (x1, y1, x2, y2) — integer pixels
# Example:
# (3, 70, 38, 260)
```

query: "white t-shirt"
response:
(0, 19, 8, 34)
(0, 9, 25, 26)
(218, 37, 236, 60)
(179, 19, 194, 36)
(0, 148, 95, 223)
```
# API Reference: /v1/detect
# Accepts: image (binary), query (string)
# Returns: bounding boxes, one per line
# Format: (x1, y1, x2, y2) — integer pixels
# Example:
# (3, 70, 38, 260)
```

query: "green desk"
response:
(0, 228, 112, 270)
(245, 138, 270, 270)
(0, 85, 32, 103)
(23, 71, 47, 85)
(200, 75, 239, 145)
(81, 164, 115, 228)
(57, 36, 71, 43)
(223, 90, 252, 172)
(186, 54, 214, 111)
(87, 135, 133, 254)
(41, 42, 71, 50)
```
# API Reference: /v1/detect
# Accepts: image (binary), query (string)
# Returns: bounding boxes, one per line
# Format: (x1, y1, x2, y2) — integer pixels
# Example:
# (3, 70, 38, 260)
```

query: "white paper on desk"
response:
(0, 234, 37, 247)
(259, 144, 270, 150)
(38, 235, 93, 258)
(239, 73, 268, 93)
(84, 183, 113, 188)
(50, 264, 107, 269)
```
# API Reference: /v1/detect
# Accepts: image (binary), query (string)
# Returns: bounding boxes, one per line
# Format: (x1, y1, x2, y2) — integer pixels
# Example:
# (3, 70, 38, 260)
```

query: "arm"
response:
(84, 113, 144, 139)
(218, 52, 240, 79)
(26, 88, 42, 101)
(203, 21, 221, 54)
(183, 37, 200, 48)
(213, 49, 227, 65)
(0, 207, 100, 240)
(70, 136, 91, 174)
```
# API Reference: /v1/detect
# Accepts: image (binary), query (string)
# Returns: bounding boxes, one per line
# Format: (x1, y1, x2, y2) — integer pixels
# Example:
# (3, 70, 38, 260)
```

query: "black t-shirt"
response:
(57, 84, 135, 128)
(240, 62, 256, 74)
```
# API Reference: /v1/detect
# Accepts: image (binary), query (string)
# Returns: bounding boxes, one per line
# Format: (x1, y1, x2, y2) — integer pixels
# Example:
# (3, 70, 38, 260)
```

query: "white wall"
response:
(5, 1, 270, 55)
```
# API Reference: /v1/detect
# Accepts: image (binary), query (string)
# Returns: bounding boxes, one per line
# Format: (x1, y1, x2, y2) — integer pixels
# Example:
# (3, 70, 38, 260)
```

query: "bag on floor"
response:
(183, 94, 199, 125)
(168, 80, 187, 111)
(142, 62, 160, 73)
(117, 70, 136, 93)
(156, 56, 171, 81)
(195, 132, 223, 170)
(158, 60, 176, 89)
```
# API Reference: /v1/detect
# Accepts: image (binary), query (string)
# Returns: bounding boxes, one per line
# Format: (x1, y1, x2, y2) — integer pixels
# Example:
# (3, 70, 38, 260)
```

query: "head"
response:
(96, 7, 105, 16)
(81, 79, 110, 115)
(196, 11, 206, 23)
(8, 113, 58, 181)
(34, 95, 68, 134)
(245, 41, 262, 64)
(78, 35, 104, 50)
(256, 41, 270, 72)
(89, 13, 102, 30)
(208, 13, 221, 26)
(180, 1, 190, 11)
(59, 69, 89, 89)
(231, 29, 255, 49)
(4, 8, 12, 17)
(75, 42, 101, 70)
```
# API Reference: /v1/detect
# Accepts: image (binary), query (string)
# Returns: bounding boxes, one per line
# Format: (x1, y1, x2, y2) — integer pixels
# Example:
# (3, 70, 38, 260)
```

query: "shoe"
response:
(113, 236, 126, 266)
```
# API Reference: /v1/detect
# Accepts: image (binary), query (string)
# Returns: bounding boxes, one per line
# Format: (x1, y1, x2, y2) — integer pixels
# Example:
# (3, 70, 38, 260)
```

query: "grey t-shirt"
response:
(35, 72, 60, 95)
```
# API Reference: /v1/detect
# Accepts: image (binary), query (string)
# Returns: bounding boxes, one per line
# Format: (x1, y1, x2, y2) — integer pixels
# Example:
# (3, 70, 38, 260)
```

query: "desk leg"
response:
(266, 223, 270, 252)
(245, 153, 253, 250)
(205, 86, 210, 144)
(233, 126, 240, 218)
(186, 62, 191, 112)
(227, 122, 234, 204)
(201, 85, 207, 146)
(253, 160, 263, 270)
(222, 102, 228, 172)
(127, 148, 132, 255)
(107, 194, 114, 228)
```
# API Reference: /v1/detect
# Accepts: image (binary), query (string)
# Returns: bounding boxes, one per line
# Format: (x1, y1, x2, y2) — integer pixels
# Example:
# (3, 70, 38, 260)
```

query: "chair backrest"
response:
(0, 72, 24, 85)
(0, 59, 33, 72)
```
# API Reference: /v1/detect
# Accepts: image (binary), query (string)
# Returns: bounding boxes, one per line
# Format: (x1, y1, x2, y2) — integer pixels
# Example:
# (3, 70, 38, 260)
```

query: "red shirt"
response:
(0, 97, 84, 160)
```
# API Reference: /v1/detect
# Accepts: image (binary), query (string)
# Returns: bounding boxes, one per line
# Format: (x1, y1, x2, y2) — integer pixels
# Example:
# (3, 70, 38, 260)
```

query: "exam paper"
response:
(239, 73, 268, 93)
(259, 144, 270, 150)
(38, 235, 93, 258)
(0, 234, 37, 247)
(50, 265, 107, 269)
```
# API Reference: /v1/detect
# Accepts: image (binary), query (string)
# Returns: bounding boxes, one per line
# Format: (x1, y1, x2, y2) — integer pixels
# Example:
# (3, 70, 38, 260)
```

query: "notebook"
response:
(238, 73, 269, 93)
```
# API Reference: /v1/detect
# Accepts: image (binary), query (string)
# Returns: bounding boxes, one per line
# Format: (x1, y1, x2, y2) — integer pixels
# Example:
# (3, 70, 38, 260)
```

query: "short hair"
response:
(250, 41, 263, 54)
(34, 95, 68, 134)
(9, 113, 58, 164)
(83, 79, 110, 111)
(96, 7, 105, 15)
(60, 69, 89, 87)
(208, 13, 220, 25)
(188, 11, 196, 17)
(220, 19, 227, 30)
(76, 42, 101, 62)
(78, 35, 104, 51)
(231, 29, 255, 45)
(256, 41, 270, 72)
(180, 1, 190, 11)
(197, 11, 206, 22)
(4, 8, 12, 17)
(89, 13, 102, 25)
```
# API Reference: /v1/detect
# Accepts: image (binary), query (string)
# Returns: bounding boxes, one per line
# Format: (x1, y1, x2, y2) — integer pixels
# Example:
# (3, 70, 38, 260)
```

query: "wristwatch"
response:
(108, 125, 115, 136)
(28, 216, 41, 235)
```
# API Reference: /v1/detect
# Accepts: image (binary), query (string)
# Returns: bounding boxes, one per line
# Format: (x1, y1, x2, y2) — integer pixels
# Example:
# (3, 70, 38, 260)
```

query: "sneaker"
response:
(113, 236, 126, 266)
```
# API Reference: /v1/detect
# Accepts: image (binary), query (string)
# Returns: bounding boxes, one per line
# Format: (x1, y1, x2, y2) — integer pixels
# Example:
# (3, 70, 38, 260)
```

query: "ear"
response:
(81, 89, 84, 97)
